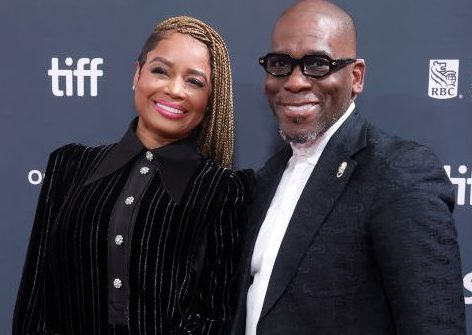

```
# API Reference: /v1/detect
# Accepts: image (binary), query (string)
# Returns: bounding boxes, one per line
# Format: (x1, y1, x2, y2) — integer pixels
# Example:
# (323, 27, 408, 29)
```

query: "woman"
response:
(13, 16, 252, 335)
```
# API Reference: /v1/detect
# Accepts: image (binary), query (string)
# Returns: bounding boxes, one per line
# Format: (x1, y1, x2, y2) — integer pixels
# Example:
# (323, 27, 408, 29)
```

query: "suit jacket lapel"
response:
(247, 146, 292, 252)
(230, 145, 291, 335)
(241, 145, 292, 286)
(259, 110, 369, 320)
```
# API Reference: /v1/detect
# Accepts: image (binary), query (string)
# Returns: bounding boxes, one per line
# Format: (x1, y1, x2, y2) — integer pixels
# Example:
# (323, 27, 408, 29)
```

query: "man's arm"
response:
(370, 144, 465, 334)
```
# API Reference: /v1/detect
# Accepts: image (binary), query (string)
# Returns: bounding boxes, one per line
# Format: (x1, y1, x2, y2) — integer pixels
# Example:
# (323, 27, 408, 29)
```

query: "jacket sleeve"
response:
(370, 144, 465, 334)
(187, 169, 254, 335)
(13, 145, 77, 335)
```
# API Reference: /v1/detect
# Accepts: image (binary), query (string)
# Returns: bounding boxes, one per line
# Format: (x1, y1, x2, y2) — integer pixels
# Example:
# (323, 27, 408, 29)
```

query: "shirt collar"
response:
(290, 101, 356, 165)
(85, 118, 203, 204)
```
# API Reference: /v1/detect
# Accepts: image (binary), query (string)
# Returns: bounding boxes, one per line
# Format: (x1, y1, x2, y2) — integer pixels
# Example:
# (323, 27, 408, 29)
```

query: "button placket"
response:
(107, 152, 156, 323)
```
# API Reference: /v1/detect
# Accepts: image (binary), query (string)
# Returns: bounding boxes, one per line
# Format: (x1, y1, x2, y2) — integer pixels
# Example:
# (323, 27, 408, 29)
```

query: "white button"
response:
(113, 278, 122, 288)
(125, 196, 134, 205)
(140, 166, 150, 175)
(115, 235, 124, 245)
(145, 151, 153, 161)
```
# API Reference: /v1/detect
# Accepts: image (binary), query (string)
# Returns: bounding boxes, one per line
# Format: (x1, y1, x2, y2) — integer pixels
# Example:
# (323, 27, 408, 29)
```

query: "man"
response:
(232, 0, 466, 334)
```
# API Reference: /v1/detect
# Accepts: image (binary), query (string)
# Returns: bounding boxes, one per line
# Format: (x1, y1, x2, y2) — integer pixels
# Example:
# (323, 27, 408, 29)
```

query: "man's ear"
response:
(351, 59, 365, 96)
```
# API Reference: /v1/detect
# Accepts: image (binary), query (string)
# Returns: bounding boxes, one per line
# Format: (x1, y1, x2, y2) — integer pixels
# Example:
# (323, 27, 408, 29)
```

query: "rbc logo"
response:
(48, 57, 104, 97)
(428, 59, 459, 99)
(444, 165, 472, 206)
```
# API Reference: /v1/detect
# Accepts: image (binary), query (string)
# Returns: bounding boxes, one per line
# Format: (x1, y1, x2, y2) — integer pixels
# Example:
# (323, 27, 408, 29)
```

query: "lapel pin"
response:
(337, 161, 348, 178)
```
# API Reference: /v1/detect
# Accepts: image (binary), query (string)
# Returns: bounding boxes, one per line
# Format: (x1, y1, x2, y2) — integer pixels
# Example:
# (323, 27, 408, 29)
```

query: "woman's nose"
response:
(166, 77, 186, 98)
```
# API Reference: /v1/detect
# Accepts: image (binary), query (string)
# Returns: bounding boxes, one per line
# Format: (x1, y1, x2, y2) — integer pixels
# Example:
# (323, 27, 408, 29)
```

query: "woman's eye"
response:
(187, 78, 205, 88)
(151, 66, 167, 75)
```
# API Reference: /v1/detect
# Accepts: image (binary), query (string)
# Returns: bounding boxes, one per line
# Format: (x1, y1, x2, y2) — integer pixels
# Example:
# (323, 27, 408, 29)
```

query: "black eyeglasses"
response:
(259, 53, 356, 78)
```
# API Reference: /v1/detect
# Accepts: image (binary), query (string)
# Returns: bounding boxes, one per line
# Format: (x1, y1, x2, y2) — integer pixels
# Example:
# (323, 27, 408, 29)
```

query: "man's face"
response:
(265, 12, 364, 143)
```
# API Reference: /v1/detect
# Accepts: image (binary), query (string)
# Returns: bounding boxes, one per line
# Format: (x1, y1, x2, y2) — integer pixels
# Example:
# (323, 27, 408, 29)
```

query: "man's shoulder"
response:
(342, 109, 423, 157)
(365, 122, 418, 153)
(363, 121, 438, 163)
(362, 121, 448, 185)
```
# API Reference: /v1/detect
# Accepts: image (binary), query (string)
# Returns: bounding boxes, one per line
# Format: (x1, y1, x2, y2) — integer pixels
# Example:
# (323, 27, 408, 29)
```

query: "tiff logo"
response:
(48, 57, 103, 97)
(428, 59, 459, 99)
(444, 165, 472, 206)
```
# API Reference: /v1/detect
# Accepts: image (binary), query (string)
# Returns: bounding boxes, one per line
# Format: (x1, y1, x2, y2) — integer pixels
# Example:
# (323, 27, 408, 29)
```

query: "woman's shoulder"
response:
(46, 143, 115, 180)
(200, 160, 255, 204)
(50, 143, 114, 160)
(48, 143, 117, 168)
(228, 169, 255, 206)
(202, 160, 254, 185)
(228, 169, 255, 192)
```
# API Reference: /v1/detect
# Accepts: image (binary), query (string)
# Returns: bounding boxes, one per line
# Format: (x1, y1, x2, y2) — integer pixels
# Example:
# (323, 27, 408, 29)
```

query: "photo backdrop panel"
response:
(1, 0, 471, 333)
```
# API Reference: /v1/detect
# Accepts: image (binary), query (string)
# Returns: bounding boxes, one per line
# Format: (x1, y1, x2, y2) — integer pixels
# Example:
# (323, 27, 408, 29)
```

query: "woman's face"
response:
(133, 32, 212, 148)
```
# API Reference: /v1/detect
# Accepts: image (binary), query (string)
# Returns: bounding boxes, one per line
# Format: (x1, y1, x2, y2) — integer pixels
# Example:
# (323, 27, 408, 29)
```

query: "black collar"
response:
(85, 118, 203, 204)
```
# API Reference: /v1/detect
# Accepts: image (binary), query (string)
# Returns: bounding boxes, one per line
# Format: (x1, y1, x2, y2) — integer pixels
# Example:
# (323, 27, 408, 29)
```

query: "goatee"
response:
(279, 129, 317, 144)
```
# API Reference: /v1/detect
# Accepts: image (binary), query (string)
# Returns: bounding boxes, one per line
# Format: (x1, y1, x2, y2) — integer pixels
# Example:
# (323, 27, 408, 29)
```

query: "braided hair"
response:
(137, 16, 234, 168)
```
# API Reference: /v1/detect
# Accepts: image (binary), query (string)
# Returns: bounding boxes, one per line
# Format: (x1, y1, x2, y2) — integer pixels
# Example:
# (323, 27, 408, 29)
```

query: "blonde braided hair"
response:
(137, 16, 234, 168)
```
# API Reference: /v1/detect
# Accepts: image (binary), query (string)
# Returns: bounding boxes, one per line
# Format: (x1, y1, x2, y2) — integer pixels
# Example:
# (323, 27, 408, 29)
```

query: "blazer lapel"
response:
(259, 110, 369, 320)
(246, 145, 292, 254)
(241, 146, 291, 282)
(230, 146, 291, 335)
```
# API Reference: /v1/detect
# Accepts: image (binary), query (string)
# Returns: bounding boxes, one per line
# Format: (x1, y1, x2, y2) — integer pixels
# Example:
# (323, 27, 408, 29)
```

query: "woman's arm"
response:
(13, 145, 77, 335)
(188, 170, 254, 335)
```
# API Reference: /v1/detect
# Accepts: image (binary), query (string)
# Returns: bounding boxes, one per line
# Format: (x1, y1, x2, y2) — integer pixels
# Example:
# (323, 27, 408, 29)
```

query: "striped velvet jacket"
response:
(13, 140, 253, 335)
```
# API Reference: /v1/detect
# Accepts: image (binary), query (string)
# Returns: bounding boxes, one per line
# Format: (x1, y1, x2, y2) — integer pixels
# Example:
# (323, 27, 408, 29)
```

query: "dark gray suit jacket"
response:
(231, 110, 465, 334)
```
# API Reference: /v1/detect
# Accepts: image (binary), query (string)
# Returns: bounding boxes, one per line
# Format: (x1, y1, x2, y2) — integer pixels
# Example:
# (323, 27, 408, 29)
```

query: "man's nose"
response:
(283, 65, 312, 92)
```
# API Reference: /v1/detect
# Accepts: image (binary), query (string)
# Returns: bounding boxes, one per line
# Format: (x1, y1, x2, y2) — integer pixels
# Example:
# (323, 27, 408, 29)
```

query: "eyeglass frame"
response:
(258, 52, 357, 79)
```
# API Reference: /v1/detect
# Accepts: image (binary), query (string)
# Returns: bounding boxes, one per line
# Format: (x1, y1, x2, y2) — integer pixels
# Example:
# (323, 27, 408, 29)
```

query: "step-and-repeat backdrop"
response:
(1, 0, 471, 332)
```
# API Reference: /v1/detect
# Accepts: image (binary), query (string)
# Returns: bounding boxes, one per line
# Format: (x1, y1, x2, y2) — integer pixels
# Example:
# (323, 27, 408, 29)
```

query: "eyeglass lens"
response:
(266, 54, 331, 77)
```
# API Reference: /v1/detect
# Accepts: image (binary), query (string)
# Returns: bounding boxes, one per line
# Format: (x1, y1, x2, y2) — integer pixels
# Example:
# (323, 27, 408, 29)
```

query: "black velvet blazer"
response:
(13, 140, 253, 335)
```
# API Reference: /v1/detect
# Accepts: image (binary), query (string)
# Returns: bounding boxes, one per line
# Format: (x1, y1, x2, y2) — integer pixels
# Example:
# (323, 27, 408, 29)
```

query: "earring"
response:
(132, 84, 136, 91)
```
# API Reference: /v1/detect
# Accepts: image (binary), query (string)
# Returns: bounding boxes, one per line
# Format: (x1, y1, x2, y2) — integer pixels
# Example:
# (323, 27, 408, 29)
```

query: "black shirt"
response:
(85, 120, 202, 325)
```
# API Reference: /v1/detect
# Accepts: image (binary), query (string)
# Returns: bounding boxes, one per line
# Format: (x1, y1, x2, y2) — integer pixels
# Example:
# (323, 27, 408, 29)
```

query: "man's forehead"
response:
(271, 13, 354, 56)
(272, 23, 339, 53)
(271, 33, 329, 51)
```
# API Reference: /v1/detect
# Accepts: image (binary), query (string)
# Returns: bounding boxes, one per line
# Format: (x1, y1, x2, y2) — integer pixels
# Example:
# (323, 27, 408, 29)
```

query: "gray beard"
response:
(279, 129, 318, 144)
(278, 111, 343, 144)
(278, 115, 320, 144)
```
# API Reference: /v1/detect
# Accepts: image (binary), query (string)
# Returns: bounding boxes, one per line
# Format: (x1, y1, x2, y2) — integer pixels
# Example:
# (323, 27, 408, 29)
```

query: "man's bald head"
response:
(276, 0, 357, 56)
(264, 0, 365, 144)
